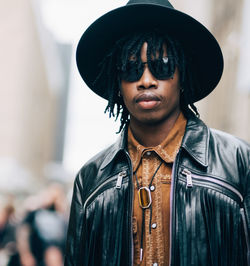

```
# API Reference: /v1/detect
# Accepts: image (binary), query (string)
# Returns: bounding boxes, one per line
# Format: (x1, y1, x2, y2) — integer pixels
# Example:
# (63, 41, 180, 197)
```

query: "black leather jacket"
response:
(64, 116, 250, 266)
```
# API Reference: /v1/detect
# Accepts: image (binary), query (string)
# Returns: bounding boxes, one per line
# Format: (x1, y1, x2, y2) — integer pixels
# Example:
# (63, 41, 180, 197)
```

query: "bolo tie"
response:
(134, 160, 163, 262)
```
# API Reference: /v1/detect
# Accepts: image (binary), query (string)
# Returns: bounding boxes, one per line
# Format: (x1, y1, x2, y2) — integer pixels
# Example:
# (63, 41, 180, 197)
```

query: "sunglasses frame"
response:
(118, 56, 174, 82)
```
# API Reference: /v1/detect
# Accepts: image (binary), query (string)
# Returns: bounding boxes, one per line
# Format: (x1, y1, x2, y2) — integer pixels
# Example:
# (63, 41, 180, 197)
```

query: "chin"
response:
(134, 109, 180, 126)
(136, 115, 165, 126)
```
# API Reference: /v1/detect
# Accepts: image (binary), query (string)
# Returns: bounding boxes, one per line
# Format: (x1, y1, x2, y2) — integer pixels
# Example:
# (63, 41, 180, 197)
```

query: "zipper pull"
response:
(116, 171, 126, 189)
(182, 168, 193, 188)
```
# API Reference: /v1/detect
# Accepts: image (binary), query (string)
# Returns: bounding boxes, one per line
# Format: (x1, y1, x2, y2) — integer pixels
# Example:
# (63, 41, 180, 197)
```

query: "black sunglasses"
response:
(118, 56, 175, 82)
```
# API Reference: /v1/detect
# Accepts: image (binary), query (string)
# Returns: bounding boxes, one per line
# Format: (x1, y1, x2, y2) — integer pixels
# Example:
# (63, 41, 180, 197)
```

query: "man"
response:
(65, 1, 250, 265)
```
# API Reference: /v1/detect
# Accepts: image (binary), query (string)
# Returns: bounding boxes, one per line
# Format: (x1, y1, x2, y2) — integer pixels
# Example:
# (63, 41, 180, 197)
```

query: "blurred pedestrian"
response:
(0, 199, 18, 266)
(16, 184, 68, 266)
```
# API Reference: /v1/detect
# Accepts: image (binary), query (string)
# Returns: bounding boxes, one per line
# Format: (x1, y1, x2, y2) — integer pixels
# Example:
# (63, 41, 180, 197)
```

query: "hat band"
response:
(126, 0, 174, 8)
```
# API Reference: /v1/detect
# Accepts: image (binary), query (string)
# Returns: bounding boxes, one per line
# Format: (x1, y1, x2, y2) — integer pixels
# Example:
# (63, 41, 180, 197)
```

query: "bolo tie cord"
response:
(134, 160, 163, 261)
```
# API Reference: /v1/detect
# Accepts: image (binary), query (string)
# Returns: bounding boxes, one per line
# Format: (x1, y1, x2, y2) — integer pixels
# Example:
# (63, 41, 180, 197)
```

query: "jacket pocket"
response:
(181, 168, 243, 203)
(173, 168, 248, 266)
(83, 170, 128, 210)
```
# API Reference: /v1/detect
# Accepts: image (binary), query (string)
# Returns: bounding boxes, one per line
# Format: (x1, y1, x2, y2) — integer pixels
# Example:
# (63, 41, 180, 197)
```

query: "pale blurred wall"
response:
(204, 0, 250, 142)
(0, 0, 57, 181)
(174, 0, 250, 142)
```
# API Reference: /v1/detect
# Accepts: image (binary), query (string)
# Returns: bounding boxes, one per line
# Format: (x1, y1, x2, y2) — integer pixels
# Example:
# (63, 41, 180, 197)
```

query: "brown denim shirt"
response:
(128, 112, 187, 266)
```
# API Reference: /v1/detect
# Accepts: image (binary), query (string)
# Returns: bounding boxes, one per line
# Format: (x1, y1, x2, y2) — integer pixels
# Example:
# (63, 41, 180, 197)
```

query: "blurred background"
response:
(0, 0, 249, 265)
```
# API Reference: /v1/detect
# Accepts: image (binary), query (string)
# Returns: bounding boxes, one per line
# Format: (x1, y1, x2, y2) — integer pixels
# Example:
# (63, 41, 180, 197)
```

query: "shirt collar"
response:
(128, 112, 187, 172)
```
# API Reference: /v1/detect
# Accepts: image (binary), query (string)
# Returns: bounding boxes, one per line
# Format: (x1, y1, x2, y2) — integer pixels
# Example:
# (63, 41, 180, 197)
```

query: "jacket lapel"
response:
(181, 116, 209, 168)
(100, 126, 128, 170)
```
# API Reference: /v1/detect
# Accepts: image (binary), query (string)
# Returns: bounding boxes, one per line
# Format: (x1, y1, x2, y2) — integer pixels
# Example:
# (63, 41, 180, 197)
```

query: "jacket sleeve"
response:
(244, 166, 250, 236)
(241, 141, 250, 264)
(64, 174, 85, 266)
(243, 164, 250, 265)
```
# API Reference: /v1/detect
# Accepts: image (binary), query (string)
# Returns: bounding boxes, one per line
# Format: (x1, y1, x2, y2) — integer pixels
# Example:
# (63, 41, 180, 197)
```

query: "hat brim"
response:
(76, 3, 224, 102)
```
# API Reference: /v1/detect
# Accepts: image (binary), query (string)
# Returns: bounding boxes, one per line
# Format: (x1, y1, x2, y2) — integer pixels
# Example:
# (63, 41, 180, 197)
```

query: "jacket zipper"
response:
(181, 168, 243, 202)
(116, 171, 127, 189)
(169, 151, 180, 266)
(125, 151, 134, 266)
(182, 168, 193, 188)
(83, 171, 127, 211)
(240, 208, 250, 264)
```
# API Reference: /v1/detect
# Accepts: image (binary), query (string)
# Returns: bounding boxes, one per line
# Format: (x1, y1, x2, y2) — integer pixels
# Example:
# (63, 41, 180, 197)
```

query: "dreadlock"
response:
(93, 30, 200, 133)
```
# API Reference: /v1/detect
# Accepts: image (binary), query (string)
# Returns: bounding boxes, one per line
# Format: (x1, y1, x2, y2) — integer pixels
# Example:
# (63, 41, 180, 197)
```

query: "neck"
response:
(129, 111, 181, 147)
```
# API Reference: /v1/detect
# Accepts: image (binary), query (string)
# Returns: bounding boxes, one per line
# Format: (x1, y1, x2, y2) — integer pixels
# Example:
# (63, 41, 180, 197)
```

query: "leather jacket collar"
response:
(101, 115, 209, 169)
(181, 116, 209, 167)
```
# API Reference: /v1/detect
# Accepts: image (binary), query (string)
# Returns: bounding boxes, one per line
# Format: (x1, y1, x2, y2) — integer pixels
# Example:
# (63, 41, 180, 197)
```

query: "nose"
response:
(137, 65, 158, 90)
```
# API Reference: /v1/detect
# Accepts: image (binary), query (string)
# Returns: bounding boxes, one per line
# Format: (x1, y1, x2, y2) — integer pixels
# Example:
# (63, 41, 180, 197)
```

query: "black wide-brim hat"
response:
(76, 0, 224, 102)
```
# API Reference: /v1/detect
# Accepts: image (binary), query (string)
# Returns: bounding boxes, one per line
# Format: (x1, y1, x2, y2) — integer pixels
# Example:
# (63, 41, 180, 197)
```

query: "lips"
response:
(135, 92, 161, 109)
(135, 92, 160, 102)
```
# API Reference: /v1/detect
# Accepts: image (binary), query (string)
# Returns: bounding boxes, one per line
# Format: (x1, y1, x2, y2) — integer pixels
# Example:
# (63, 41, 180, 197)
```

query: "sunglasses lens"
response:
(149, 56, 174, 80)
(119, 61, 143, 82)
(138, 187, 152, 209)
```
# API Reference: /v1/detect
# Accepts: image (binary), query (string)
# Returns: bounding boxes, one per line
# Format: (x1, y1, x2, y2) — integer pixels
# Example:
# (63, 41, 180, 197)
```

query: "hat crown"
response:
(76, 0, 223, 102)
(127, 0, 174, 8)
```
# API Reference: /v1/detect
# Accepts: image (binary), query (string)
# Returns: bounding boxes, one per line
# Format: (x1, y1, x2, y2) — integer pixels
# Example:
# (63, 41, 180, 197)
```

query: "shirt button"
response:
(146, 151, 151, 156)
(153, 263, 158, 266)
(150, 185, 155, 191)
(151, 223, 157, 229)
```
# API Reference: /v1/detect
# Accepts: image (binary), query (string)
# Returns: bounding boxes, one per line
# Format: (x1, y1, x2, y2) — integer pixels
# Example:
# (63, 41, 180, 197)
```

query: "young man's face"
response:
(120, 42, 181, 127)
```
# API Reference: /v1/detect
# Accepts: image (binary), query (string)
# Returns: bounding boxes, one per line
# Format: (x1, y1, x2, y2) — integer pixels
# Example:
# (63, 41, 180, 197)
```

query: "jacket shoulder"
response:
(208, 128, 250, 180)
(81, 143, 115, 171)
(71, 142, 119, 206)
(209, 128, 250, 153)
(77, 128, 127, 176)
(76, 141, 119, 185)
